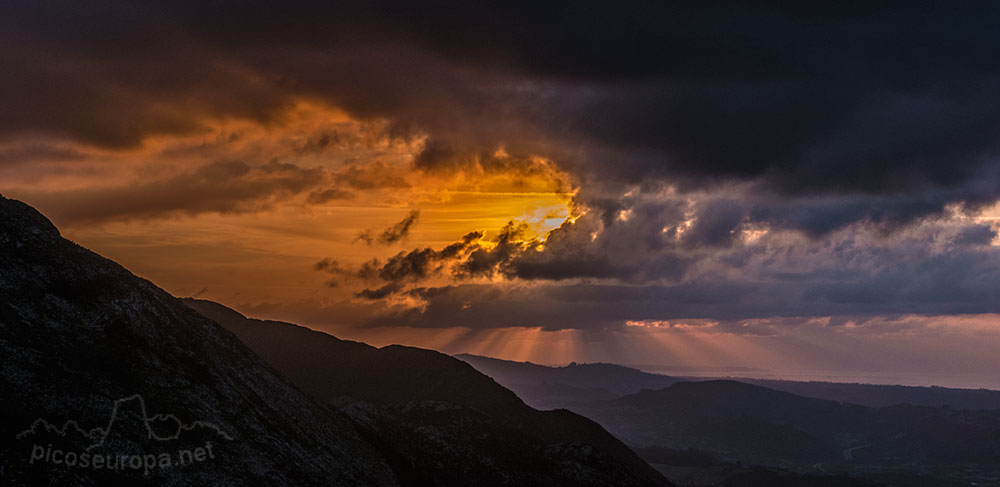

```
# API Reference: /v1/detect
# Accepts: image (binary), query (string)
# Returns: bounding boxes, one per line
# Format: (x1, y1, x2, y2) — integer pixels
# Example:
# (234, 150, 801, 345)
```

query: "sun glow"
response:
(0, 100, 579, 311)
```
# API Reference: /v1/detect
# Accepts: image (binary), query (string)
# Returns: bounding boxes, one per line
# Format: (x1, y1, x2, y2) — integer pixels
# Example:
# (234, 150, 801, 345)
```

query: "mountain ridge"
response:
(457, 352, 1000, 411)
(184, 297, 673, 487)
(454, 352, 681, 409)
(0, 194, 398, 485)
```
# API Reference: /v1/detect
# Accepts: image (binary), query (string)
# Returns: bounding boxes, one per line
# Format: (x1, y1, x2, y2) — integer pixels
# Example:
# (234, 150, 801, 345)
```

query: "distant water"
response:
(628, 365, 1000, 390)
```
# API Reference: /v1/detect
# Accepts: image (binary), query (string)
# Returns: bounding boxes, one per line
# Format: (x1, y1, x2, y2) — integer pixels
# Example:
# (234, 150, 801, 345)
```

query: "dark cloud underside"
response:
(6, 2, 1000, 201)
(8, 1, 1000, 329)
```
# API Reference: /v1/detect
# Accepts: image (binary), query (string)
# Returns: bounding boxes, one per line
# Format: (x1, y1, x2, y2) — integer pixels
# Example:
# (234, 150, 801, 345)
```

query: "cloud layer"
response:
(5, 1, 1000, 342)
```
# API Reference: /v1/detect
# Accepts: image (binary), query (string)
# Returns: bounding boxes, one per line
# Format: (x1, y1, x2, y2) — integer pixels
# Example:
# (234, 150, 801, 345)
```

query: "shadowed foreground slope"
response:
(185, 298, 673, 487)
(0, 194, 397, 486)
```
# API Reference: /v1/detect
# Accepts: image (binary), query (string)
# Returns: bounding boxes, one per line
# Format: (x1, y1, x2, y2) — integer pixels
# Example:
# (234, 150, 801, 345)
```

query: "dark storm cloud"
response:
(355, 282, 405, 300)
(680, 199, 745, 248)
(361, 231, 482, 282)
(316, 231, 484, 290)
(10, 1, 1000, 327)
(357, 236, 1000, 330)
(953, 224, 997, 246)
(6, 1, 1000, 209)
(324, 201, 1000, 329)
(745, 164, 1000, 236)
(503, 207, 695, 282)
(454, 222, 530, 278)
(357, 209, 420, 246)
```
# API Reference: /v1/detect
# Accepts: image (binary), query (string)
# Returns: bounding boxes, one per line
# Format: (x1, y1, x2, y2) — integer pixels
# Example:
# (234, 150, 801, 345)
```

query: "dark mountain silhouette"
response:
(0, 195, 397, 485)
(572, 381, 1000, 486)
(739, 378, 1000, 410)
(457, 354, 1000, 485)
(455, 353, 680, 409)
(635, 447, 882, 487)
(185, 298, 673, 487)
(577, 380, 861, 464)
(457, 353, 1000, 411)
(185, 301, 527, 417)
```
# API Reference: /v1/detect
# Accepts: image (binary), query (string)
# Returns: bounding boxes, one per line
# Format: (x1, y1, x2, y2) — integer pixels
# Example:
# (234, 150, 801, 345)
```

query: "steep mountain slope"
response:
(185, 301, 527, 418)
(0, 195, 398, 485)
(454, 353, 680, 409)
(185, 298, 673, 487)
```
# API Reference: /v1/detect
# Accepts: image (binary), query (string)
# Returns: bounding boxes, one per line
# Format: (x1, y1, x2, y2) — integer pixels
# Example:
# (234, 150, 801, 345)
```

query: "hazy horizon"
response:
(189, 295, 1000, 391)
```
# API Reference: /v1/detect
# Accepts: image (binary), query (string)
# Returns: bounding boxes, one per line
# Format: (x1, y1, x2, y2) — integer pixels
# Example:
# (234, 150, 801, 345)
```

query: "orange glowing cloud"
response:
(0, 100, 578, 318)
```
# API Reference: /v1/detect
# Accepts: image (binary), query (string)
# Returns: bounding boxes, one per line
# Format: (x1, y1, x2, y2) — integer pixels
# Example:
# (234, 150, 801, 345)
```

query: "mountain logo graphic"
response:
(15, 394, 232, 450)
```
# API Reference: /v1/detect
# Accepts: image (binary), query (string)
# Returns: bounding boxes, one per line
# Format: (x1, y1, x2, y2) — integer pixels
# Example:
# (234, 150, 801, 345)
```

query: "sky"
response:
(5, 2, 1000, 387)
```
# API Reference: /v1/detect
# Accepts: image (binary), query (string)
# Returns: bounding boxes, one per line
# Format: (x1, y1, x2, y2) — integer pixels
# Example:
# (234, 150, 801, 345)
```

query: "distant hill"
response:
(0, 194, 397, 486)
(457, 353, 1000, 412)
(738, 378, 1000, 410)
(635, 446, 881, 487)
(572, 380, 1000, 486)
(185, 299, 673, 487)
(454, 353, 680, 409)
(576, 380, 864, 465)
(453, 353, 1000, 486)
